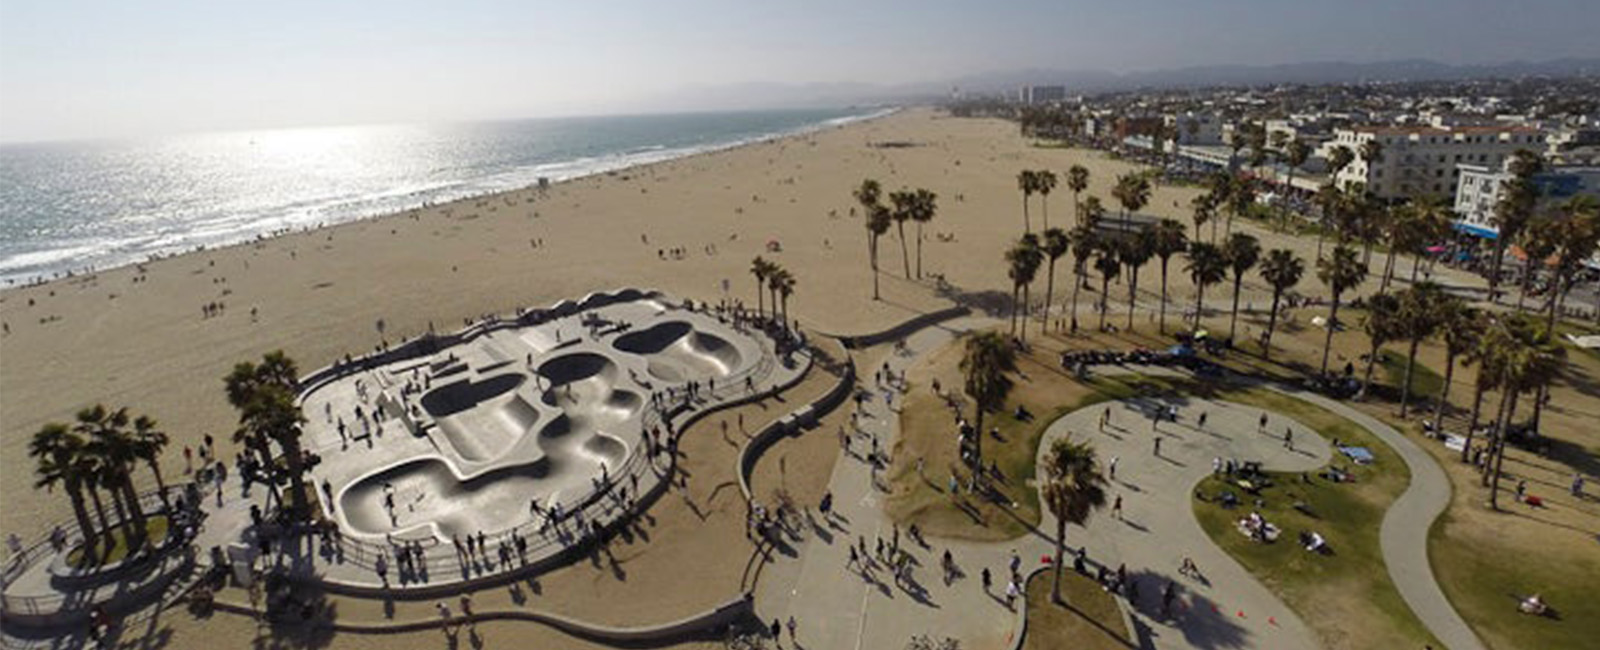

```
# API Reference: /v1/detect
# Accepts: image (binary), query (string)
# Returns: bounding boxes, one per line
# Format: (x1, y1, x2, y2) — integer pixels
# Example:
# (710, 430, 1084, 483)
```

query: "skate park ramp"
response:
(613, 320, 742, 382)
(421, 373, 537, 461)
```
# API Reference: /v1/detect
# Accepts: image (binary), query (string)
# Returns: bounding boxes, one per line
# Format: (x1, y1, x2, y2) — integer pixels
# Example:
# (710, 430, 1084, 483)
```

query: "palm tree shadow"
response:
(1125, 569, 1250, 650)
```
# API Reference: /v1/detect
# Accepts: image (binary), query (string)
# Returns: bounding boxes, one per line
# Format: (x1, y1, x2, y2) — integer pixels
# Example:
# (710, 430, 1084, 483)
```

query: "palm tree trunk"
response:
(1051, 509, 1067, 604)
(1158, 262, 1171, 334)
(1011, 285, 1021, 335)
(1022, 196, 1031, 233)
(1228, 277, 1244, 341)
(87, 484, 111, 540)
(1433, 350, 1457, 430)
(1463, 379, 1486, 463)
(916, 223, 925, 280)
(897, 223, 911, 278)
(1379, 247, 1398, 294)
(1070, 268, 1084, 334)
(1320, 295, 1342, 375)
(1315, 224, 1327, 262)
(1400, 338, 1422, 417)
(149, 459, 170, 510)
(1194, 283, 1206, 330)
(1488, 239, 1509, 307)
(67, 480, 97, 545)
(1488, 388, 1520, 506)
(755, 276, 764, 316)
(870, 239, 882, 300)
(1516, 257, 1534, 312)
(120, 479, 147, 547)
(1362, 340, 1383, 397)
(1044, 261, 1058, 334)
(1042, 196, 1050, 231)
(1127, 268, 1139, 331)
(1264, 288, 1283, 360)
(1099, 275, 1112, 331)
(281, 436, 310, 519)
(1021, 284, 1032, 343)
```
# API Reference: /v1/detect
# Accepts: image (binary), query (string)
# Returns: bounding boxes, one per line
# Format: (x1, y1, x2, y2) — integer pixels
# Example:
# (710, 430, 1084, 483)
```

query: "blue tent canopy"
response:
(1452, 222, 1498, 240)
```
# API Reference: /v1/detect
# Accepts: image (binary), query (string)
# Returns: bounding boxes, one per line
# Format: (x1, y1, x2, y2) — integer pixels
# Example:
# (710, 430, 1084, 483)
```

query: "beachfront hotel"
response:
(1328, 124, 1545, 199)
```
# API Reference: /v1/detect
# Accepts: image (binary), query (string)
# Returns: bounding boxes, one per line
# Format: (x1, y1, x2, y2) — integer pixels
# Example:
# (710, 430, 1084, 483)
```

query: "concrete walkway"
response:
(1257, 384, 1485, 650)
(754, 315, 1481, 650)
(1034, 387, 1326, 650)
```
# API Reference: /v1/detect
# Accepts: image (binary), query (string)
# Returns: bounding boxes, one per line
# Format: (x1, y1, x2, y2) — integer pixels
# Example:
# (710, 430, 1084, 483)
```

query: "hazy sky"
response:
(2, 0, 1596, 142)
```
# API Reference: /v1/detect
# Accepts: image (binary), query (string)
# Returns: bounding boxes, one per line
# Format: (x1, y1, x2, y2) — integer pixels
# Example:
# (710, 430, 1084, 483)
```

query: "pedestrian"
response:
(1101, 407, 1111, 431)
(1154, 436, 1162, 456)
(436, 601, 452, 624)
(1213, 457, 1222, 474)
(1284, 427, 1294, 450)
(848, 545, 859, 569)
(981, 567, 992, 591)
(770, 618, 782, 641)
(1162, 580, 1178, 618)
(1516, 479, 1527, 502)
(1112, 494, 1123, 519)
(1009, 549, 1021, 576)
(1198, 411, 1208, 429)
(1258, 412, 1268, 432)
(1108, 456, 1119, 481)
(1005, 579, 1020, 609)
(786, 616, 797, 641)
(1573, 473, 1587, 497)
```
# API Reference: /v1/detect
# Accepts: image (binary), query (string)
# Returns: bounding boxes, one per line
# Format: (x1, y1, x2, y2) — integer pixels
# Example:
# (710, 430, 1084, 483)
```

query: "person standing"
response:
(1112, 494, 1123, 520)
(1258, 412, 1268, 433)
(1108, 456, 1119, 481)
(1284, 427, 1294, 450)
(1154, 437, 1162, 456)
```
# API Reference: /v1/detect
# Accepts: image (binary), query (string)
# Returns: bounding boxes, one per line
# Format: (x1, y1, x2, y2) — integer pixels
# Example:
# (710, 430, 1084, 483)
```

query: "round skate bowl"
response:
(613, 321, 742, 381)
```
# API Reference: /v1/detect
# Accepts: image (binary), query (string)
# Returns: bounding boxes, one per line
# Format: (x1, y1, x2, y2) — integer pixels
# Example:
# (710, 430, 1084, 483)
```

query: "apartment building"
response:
(1454, 163, 1600, 239)
(1329, 125, 1544, 200)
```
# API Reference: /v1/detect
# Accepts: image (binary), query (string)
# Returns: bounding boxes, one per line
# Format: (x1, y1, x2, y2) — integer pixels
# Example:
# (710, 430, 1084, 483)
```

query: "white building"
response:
(1168, 113, 1225, 145)
(1454, 163, 1600, 240)
(1330, 125, 1544, 200)
(1019, 85, 1066, 105)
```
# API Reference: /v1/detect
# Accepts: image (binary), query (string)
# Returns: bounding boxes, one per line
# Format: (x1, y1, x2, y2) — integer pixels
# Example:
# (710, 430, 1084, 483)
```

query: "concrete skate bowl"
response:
(420, 373, 538, 461)
(534, 415, 631, 468)
(536, 352, 637, 410)
(341, 457, 556, 540)
(612, 320, 743, 383)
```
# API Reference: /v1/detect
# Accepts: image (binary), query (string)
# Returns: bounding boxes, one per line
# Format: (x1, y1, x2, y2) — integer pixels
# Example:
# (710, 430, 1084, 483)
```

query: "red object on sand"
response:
(1525, 495, 1543, 507)
(1040, 555, 1052, 565)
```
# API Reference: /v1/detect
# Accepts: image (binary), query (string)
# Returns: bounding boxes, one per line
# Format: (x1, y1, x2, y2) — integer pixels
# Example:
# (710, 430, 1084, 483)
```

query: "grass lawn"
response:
(1024, 567, 1134, 650)
(1186, 384, 1438, 650)
(66, 514, 170, 569)
(1429, 509, 1600, 650)
(883, 329, 1139, 540)
(1377, 348, 1445, 403)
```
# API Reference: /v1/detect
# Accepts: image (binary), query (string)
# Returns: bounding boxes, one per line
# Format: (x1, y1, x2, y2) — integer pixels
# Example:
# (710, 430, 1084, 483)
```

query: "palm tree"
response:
(1396, 282, 1445, 417)
(1151, 219, 1189, 334)
(1037, 170, 1059, 230)
(1093, 242, 1122, 331)
(1017, 170, 1038, 233)
(1189, 194, 1215, 242)
(30, 423, 99, 545)
(1042, 437, 1108, 605)
(911, 188, 938, 279)
(1223, 233, 1261, 342)
(1516, 216, 1560, 313)
(1041, 228, 1070, 332)
(960, 331, 1017, 463)
(77, 405, 148, 549)
(1433, 301, 1483, 453)
(888, 190, 916, 278)
(1225, 177, 1256, 238)
(750, 256, 771, 316)
(131, 414, 171, 510)
(765, 262, 784, 323)
(1068, 226, 1097, 334)
(1112, 173, 1151, 229)
(1007, 235, 1045, 342)
(1358, 139, 1384, 187)
(1280, 139, 1312, 231)
(1481, 315, 1565, 509)
(1080, 196, 1106, 230)
(1067, 165, 1090, 227)
(772, 268, 796, 331)
(1258, 248, 1305, 360)
(1486, 151, 1543, 305)
(1207, 173, 1234, 242)
(1313, 184, 1342, 262)
(1123, 230, 1155, 331)
(226, 352, 311, 519)
(1184, 242, 1228, 330)
(1359, 293, 1403, 397)
(1318, 245, 1369, 375)
(855, 179, 890, 300)
(1329, 145, 1356, 188)
(1402, 196, 1453, 284)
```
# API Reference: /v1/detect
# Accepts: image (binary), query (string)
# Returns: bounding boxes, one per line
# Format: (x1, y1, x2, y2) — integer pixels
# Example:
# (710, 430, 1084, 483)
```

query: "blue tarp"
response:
(1338, 446, 1375, 465)
(1452, 222, 1499, 240)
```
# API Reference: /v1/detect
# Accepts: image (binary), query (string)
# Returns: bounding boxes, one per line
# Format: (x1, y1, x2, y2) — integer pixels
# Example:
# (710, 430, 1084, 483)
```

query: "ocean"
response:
(0, 107, 890, 285)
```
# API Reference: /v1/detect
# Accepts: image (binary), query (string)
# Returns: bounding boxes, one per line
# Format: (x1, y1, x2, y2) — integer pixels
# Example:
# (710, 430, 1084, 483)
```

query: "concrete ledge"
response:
(211, 590, 755, 645)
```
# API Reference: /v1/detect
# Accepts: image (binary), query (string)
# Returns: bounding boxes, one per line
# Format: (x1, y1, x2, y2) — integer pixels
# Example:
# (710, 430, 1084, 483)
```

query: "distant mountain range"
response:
(642, 58, 1600, 111)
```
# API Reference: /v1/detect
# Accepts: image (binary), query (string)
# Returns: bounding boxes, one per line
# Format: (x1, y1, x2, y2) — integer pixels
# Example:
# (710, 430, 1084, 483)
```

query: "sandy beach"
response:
(2, 106, 1514, 648)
